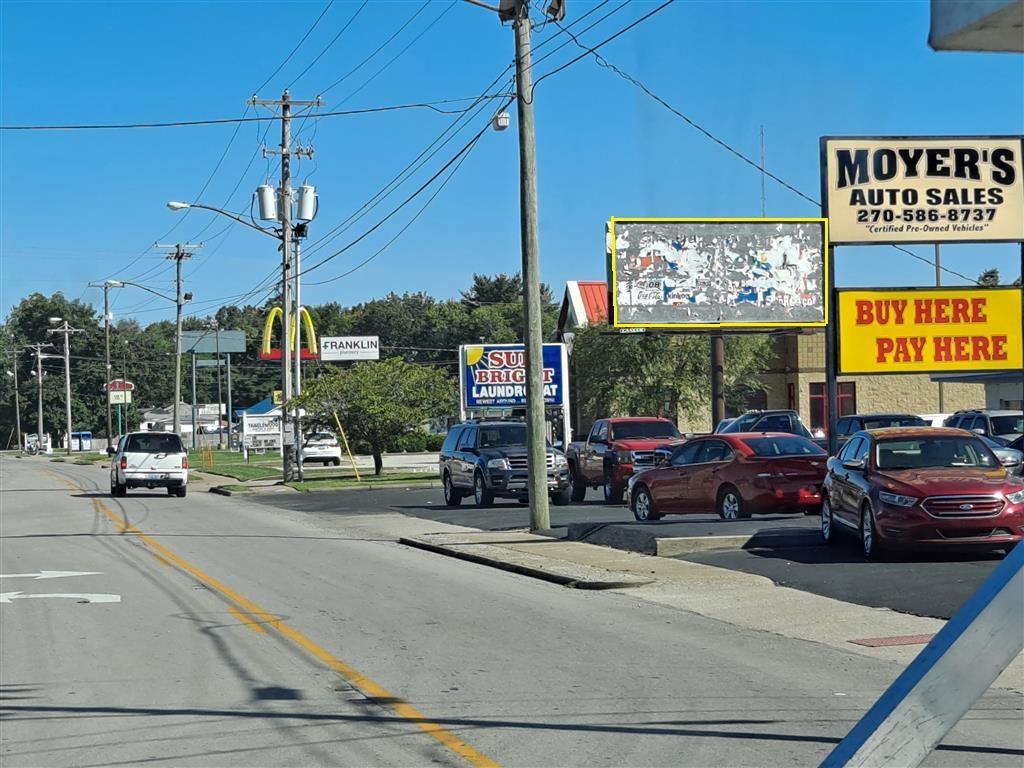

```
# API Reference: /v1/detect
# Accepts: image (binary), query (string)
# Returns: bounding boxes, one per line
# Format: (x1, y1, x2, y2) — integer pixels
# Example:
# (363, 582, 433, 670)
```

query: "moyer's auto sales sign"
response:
(822, 136, 1024, 244)
(837, 287, 1023, 375)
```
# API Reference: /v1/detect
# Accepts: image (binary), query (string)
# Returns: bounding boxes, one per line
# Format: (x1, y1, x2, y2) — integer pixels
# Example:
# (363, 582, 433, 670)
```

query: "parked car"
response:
(835, 414, 927, 448)
(303, 432, 342, 466)
(918, 413, 952, 428)
(943, 410, 1023, 443)
(713, 418, 736, 434)
(718, 409, 827, 450)
(626, 433, 826, 522)
(439, 421, 571, 508)
(977, 434, 1024, 476)
(109, 431, 189, 497)
(565, 417, 683, 503)
(821, 427, 1024, 557)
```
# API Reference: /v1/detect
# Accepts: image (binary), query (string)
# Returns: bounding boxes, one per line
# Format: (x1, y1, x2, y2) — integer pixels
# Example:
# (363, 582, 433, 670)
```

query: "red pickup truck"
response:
(565, 417, 683, 503)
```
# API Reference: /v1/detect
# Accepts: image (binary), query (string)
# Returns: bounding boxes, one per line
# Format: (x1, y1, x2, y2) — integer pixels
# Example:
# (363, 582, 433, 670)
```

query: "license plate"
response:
(148, 473, 166, 480)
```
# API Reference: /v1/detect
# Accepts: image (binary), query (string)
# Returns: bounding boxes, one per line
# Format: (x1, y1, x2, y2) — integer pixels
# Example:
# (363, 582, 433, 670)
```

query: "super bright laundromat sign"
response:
(460, 343, 567, 410)
(822, 136, 1024, 245)
(838, 287, 1023, 375)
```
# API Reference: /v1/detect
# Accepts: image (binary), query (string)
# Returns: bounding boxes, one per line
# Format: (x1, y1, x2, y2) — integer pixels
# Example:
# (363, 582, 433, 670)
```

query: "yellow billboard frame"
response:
(608, 217, 830, 329)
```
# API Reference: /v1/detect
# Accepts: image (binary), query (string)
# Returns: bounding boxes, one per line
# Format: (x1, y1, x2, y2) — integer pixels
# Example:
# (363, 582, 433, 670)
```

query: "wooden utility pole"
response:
(47, 321, 84, 455)
(513, 0, 550, 531)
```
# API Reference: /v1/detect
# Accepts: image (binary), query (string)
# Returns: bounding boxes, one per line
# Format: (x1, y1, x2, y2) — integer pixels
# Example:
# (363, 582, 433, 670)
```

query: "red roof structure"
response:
(557, 281, 609, 335)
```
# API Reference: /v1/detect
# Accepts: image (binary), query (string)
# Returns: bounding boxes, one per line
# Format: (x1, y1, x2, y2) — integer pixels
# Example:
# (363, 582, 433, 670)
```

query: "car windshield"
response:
(306, 433, 334, 442)
(991, 415, 1024, 435)
(478, 425, 527, 448)
(743, 436, 825, 456)
(611, 421, 680, 440)
(124, 434, 184, 454)
(862, 416, 927, 430)
(719, 413, 761, 433)
(875, 437, 999, 470)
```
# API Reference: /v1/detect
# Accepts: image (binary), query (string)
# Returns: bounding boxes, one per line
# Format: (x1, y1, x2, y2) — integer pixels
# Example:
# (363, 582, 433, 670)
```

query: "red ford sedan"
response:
(626, 433, 827, 521)
(821, 427, 1024, 558)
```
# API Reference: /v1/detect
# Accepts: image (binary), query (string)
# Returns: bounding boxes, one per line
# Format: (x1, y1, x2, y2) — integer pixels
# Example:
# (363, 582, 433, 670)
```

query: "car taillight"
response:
(120, 457, 127, 470)
(181, 456, 189, 469)
(329, 442, 338, 448)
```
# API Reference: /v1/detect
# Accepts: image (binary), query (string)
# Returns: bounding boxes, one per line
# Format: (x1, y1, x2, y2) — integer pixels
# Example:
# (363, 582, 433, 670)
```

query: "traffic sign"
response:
(109, 390, 132, 405)
(106, 379, 135, 392)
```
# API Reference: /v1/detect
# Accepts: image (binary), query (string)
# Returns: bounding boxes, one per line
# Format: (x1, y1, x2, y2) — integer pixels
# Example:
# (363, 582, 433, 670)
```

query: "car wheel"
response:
(111, 481, 126, 497)
(603, 469, 624, 504)
(443, 473, 462, 507)
(821, 495, 837, 546)
(717, 486, 747, 520)
(167, 487, 175, 496)
(175, 486, 187, 498)
(632, 486, 659, 522)
(473, 472, 493, 508)
(517, 497, 529, 505)
(569, 465, 586, 502)
(550, 487, 571, 506)
(861, 504, 881, 559)
(323, 461, 330, 467)
(333, 458, 341, 466)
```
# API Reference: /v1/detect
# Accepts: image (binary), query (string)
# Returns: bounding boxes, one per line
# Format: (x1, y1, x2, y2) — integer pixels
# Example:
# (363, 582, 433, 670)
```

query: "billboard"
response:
(460, 344, 567, 410)
(320, 336, 380, 361)
(822, 136, 1024, 245)
(181, 330, 246, 354)
(609, 218, 827, 328)
(837, 287, 1023, 375)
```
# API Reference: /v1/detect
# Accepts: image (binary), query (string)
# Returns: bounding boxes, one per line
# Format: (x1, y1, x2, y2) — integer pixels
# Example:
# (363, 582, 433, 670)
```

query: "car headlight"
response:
(879, 491, 918, 507)
(487, 458, 509, 470)
(553, 454, 567, 467)
(1006, 488, 1024, 505)
(616, 449, 632, 463)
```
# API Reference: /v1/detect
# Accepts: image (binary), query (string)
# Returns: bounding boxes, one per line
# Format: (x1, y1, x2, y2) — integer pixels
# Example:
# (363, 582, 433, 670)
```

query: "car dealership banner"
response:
(822, 136, 1024, 245)
(837, 287, 1023, 375)
(459, 343, 568, 411)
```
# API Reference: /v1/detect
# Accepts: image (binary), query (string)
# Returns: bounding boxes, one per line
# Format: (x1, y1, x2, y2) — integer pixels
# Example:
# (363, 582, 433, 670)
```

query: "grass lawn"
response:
(188, 449, 282, 481)
(287, 471, 435, 493)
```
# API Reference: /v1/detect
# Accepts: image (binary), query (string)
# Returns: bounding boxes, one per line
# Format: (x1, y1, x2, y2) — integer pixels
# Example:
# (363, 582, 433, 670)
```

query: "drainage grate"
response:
(849, 633, 935, 647)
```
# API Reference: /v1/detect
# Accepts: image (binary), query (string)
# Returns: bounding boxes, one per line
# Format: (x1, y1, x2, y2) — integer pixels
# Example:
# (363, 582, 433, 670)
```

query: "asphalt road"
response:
(2, 456, 1021, 767)
(249, 486, 1003, 621)
(683, 538, 1004, 620)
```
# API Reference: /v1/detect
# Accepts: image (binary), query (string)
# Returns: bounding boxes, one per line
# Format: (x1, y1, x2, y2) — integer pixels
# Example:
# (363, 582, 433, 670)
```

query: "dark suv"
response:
(944, 410, 1023, 444)
(439, 421, 571, 508)
(718, 410, 826, 449)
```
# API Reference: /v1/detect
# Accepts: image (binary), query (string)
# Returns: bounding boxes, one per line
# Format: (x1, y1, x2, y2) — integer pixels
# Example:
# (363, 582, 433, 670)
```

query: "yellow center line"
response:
(228, 606, 267, 634)
(69, 491, 499, 768)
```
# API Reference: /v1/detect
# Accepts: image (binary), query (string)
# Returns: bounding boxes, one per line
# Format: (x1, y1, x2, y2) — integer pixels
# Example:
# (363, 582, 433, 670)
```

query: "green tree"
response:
(977, 268, 1022, 287)
(570, 325, 774, 429)
(292, 357, 454, 474)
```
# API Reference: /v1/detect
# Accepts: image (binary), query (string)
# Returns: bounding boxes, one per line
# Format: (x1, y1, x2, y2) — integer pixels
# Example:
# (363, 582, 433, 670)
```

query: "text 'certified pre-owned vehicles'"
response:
(109, 431, 189, 497)
(439, 421, 571, 508)
(302, 432, 342, 466)
(565, 417, 682, 503)
(626, 433, 826, 522)
(821, 427, 1024, 558)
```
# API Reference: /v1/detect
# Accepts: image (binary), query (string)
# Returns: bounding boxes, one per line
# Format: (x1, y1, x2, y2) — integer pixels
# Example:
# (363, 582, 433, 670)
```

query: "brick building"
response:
(557, 280, 985, 434)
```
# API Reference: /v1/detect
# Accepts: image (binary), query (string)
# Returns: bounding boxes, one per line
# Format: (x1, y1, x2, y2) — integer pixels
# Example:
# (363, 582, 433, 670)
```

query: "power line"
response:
(318, 1, 432, 96)
(555, 19, 984, 286)
(255, 0, 336, 93)
(286, 0, 369, 89)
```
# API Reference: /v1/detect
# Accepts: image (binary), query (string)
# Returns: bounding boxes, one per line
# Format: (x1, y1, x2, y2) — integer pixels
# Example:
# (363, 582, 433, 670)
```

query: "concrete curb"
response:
(399, 535, 654, 590)
(209, 486, 237, 496)
(566, 522, 821, 557)
(295, 480, 438, 493)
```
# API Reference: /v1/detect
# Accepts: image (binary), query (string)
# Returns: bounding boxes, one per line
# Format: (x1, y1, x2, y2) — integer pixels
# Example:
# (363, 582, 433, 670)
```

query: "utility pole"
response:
(249, 90, 318, 483)
(191, 352, 198, 451)
(711, 334, 725, 428)
(47, 321, 84, 455)
(7, 351, 22, 451)
(226, 353, 234, 450)
(293, 240, 304, 480)
(103, 284, 113, 444)
(510, 0, 551, 531)
(27, 344, 48, 452)
(158, 244, 196, 437)
(211, 321, 224, 448)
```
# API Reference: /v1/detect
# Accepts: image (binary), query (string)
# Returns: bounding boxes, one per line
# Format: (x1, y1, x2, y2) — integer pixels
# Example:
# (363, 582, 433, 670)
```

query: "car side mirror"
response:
(972, 428, 986, 435)
(999, 455, 1021, 467)
(842, 458, 865, 471)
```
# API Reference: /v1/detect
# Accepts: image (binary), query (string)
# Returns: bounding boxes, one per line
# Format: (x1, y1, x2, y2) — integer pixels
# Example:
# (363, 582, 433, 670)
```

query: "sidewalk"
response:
(396, 522, 1023, 691)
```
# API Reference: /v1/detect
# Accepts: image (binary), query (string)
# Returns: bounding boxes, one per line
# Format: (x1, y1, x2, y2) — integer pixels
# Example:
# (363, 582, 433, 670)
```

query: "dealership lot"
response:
(249, 486, 1003, 621)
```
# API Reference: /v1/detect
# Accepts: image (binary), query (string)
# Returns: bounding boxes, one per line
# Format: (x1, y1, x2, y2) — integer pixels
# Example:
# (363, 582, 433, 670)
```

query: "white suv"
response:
(109, 431, 189, 497)
(302, 432, 342, 466)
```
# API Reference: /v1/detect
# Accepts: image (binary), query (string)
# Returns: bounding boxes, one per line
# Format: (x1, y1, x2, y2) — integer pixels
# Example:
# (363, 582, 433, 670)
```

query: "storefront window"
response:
(810, 382, 856, 431)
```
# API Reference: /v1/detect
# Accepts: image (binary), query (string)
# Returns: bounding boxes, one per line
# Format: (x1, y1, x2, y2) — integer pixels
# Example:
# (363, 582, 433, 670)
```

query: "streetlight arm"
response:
(169, 202, 278, 239)
(120, 281, 176, 303)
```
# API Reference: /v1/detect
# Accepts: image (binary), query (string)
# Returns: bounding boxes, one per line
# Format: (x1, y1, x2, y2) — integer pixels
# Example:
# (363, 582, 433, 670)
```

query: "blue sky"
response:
(2, 0, 1022, 324)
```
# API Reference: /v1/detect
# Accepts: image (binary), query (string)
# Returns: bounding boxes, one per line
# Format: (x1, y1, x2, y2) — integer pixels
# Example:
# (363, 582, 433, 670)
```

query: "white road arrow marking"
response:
(0, 571, 102, 580)
(0, 592, 120, 604)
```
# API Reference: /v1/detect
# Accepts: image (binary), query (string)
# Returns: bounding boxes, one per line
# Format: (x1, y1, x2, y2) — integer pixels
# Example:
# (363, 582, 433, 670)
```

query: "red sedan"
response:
(626, 433, 827, 521)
